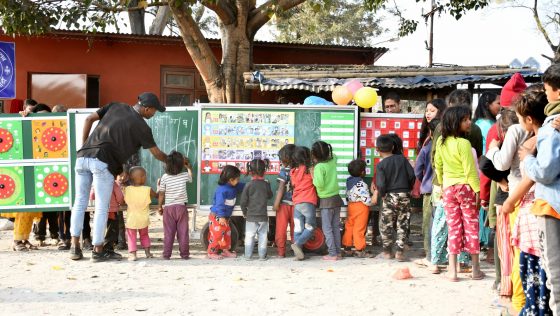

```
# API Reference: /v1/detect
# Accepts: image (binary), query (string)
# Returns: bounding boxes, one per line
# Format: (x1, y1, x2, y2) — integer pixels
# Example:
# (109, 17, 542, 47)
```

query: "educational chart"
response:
(359, 113, 424, 177)
(32, 119, 68, 159)
(0, 113, 70, 212)
(320, 112, 355, 195)
(0, 120, 23, 160)
(201, 111, 295, 175)
(0, 166, 25, 207)
(34, 164, 70, 206)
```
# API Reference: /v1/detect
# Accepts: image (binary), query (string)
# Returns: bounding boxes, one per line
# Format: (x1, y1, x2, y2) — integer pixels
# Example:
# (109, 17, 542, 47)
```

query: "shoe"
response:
(91, 250, 116, 262)
(58, 240, 71, 251)
(128, 253, 137, 261)
(259, 257, 268, 261)
(82, 239, 93, 251)
(144, 249, 154, 258)
(354, 250, 373, 258)
(221, 250, 237, 258)
(322, 255, 338, 261)
(69, 246, 83, 260)
(291, 243, 304, 260)
(12, 241, 28, 252)
(23, 240, 38, 250)
(106, 250, 123, 260)
(116, 242, 128, 250)
(395, 251, 406, 262)
(38, 240, 47, 247)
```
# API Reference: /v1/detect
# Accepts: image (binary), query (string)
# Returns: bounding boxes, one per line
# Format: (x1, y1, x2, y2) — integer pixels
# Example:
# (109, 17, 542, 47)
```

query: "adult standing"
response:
(69, 92, 167, 262)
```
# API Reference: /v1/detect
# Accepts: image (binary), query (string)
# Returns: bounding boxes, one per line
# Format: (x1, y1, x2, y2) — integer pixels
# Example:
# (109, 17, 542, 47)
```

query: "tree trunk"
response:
(149, 6, 170, 35)
(128, 0, 146, 35)
(219, 22, 253, 103)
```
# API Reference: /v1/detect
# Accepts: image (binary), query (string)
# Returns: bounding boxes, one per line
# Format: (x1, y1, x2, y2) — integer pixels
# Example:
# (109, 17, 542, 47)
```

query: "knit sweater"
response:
(240, 178, 273, 222)
(313, 156, 340, 198)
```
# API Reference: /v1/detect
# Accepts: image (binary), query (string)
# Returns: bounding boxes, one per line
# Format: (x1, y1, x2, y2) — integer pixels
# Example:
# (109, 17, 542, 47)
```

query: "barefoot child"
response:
(208, 165, 245, 259)
(290, 146, 318, 261)
(124, 166, 157, 261)
(312, 141, 344, 261)
(240, 159, 273, 260)
(343, 159, 372, 258)
(157, 151, 193, 260)
(374, 134, 415, 261)
(434, 106, 484, 281)
(273, 144, 296, 258)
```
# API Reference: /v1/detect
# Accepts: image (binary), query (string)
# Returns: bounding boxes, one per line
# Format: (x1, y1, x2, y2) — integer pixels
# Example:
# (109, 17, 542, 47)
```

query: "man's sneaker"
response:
(116, 242, 128, 250)
(69, 247, 83, 260)
(91, 250, 115, 262)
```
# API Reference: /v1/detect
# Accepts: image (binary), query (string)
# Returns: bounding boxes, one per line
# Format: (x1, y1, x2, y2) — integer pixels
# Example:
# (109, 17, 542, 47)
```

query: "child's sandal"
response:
(13, 241, 28, 252)
(208, 253, 224, 260)
(23, 240, 38, 250)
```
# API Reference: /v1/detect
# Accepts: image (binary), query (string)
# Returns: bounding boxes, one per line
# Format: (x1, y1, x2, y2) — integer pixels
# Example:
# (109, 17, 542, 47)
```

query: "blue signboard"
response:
(0, 42, 15, 99)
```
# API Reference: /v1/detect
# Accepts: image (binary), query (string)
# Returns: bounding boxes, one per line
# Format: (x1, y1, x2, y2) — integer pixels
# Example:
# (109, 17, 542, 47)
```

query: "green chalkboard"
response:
(199, 104, 358, 206)
(140, 108, 198, 205)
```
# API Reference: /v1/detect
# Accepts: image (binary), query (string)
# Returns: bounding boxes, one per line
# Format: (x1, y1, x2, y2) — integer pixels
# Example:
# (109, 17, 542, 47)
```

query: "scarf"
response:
(544, 100, 560, 116)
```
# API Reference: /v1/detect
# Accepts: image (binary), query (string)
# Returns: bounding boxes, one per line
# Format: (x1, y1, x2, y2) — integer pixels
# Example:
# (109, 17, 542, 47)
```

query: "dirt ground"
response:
(0, 212, 505, 316)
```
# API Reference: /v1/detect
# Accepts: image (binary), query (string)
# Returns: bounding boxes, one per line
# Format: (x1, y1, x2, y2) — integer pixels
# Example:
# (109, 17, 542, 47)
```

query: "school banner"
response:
(0, 42, 15, 99)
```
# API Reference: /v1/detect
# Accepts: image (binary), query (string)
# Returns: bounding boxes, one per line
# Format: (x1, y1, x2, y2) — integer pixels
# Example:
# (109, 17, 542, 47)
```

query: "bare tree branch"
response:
(149, 5, 171, 35)
(532, 0, 555, 51)
(202, 0, 236, 25)
(247, 0, 306, 38)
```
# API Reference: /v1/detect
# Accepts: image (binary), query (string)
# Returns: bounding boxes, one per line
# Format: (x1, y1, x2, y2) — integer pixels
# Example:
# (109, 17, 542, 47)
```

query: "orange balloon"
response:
(331, 86, 353, 106)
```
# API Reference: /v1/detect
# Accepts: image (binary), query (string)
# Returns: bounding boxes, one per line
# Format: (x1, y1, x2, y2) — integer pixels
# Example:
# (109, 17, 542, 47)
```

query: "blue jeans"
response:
(321, 207, 342, 256)
(70, 157, 115, 246)
(244, 221, 268, 259)
(293, 203, 316, 247)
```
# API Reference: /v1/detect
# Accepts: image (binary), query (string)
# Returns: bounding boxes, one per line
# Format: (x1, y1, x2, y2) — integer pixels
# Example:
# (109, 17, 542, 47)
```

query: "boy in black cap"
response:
(69, 92, 167, 262)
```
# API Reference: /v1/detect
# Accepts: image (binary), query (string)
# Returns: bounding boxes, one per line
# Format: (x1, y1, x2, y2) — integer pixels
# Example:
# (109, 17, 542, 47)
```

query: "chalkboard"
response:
(199, 104, 358, 207)
(140, 108, 198, 205)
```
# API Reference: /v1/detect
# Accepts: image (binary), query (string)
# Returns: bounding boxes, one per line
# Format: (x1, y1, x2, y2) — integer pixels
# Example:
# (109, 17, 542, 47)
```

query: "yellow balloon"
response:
(331, 85, 353, 106)
(354, 87, 378, 109)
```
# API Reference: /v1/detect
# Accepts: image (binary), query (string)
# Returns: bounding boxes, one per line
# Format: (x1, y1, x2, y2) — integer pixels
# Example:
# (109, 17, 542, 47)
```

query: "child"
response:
(343, 159, 372, 258)
(157, 151, 193, 260)
(208, 165, 245, 259)
(374, 134, 415, 261)
(124, 166, 157, 261)
(273, 144, 296, 258)
(290, 146, 318, 261)
(312, 141, 344, 261)
(520, 63, 560, 315)
(240, 159, 273, 260)
(502, 89, 551, 315)
(434, 106, 484, 281)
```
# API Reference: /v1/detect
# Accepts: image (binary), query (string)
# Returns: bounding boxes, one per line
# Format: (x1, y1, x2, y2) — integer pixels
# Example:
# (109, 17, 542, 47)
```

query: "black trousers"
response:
(58, 211, 71, 241)
(82, 211, 91, 240)
(35, 212, 59, 241)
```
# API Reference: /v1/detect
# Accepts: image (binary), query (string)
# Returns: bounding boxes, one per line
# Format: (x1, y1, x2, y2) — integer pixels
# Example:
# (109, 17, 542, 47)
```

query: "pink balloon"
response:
(344, 80, 364, 95)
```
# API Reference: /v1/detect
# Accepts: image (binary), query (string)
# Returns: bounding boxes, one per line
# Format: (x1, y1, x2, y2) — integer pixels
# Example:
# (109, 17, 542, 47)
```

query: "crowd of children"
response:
(2, 64, 560, 315)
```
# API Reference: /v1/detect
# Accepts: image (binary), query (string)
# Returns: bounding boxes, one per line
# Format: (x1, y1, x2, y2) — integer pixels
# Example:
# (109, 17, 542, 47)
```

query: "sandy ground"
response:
(0, 212, 505, 316)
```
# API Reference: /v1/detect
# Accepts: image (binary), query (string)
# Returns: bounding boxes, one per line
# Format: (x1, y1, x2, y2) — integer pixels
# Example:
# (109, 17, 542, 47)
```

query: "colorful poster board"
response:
(359, 113, 424, 178)
(199, 105, 358, 206)
(0, 113, 69, 212)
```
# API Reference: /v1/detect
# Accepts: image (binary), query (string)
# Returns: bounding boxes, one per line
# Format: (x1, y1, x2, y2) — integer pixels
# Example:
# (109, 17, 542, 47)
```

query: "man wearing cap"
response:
(69, 92, 167, 262)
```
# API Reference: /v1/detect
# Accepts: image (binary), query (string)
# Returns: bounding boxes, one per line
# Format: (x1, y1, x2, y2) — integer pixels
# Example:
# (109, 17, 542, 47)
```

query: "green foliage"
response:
(273, 0, 385, 46)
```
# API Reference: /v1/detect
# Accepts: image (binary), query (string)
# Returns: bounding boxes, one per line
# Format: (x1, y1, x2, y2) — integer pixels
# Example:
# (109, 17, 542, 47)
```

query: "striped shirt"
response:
(158, 172, 192, 206)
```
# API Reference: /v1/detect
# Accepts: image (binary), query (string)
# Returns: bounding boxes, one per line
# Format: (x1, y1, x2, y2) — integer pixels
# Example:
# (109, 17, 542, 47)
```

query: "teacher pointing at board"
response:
(69, 92, 167, 262)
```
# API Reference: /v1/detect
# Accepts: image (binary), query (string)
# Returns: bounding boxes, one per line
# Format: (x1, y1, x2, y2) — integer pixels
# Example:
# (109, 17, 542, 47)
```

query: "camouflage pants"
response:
(380, 193, 411, 252)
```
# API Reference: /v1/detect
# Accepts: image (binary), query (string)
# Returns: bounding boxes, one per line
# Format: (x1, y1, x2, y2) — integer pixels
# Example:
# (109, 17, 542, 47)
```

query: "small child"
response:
(240, 159, 273, 260)
(374, 134, 415, 262)
(124, 166, 157, 261)
(208, 165, 245, 259)
(434, 106, 484, 281)
(290, 146, 318, 261)
(343, 159, 372, 258)
(312, 141, 344, 261)
(157, 151, 193, 260)
(273, 144, 296, 258)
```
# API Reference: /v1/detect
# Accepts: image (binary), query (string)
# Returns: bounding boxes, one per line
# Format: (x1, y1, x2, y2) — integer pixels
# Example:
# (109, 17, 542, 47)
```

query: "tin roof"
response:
(244, 65, 542, 92)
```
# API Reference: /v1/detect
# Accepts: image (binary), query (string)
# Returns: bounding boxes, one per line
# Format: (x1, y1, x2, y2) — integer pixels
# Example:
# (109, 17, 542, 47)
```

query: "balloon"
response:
(344, 80, 364, 95)
(354, 87, 378, 109)
(331, 86, 353, 106)
(303, 96, 333, 106)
